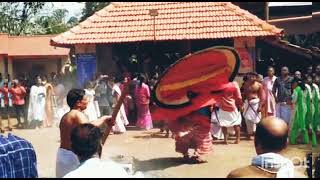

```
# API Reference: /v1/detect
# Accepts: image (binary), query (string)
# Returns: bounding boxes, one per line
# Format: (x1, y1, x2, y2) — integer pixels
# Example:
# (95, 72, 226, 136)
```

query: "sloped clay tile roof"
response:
(51, 2, 283, 46)
(9, 35, 69, 56)
(0, 34, 69, 56)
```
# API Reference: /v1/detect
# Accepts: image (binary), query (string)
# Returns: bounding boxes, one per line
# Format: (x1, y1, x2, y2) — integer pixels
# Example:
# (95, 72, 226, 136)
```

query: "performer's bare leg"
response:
(233, 125, 240, 144)
(222, 127, 228, 144)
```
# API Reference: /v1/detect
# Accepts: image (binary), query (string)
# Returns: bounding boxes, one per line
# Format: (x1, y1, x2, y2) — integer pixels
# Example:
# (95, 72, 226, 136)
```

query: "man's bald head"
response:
(254, 117, 289, 154)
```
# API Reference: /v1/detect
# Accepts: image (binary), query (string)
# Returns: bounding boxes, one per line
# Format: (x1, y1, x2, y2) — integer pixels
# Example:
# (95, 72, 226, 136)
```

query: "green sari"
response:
(312, 84, 320, 146)
(305, 85, 313, 130)
(290, 86, 309, 145)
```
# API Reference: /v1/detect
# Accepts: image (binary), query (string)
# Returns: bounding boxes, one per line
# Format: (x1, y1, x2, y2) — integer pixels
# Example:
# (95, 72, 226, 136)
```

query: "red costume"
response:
(169, 110, 213, 157)
(151, 46, 241, 161)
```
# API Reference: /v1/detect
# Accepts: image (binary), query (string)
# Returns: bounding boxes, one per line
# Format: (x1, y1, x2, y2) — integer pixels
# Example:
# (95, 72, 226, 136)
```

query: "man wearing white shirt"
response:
(63, 123, 142, 178)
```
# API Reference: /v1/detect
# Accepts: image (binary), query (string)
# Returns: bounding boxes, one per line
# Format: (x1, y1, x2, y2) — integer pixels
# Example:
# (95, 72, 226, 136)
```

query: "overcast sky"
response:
(45, 2, 312, 20)
(38, 2, 85, 20)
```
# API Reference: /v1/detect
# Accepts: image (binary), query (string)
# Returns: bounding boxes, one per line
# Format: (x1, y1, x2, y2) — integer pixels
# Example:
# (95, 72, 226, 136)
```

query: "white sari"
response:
(28, 85, 46, 122)
(112, 83, 129, 133)
(84, 89, 100, 121)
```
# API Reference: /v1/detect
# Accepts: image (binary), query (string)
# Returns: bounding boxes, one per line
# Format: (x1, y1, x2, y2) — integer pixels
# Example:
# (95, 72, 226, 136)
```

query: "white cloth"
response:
(210, 109, 235, 139)
(55, 99, 70, 125)
(53, 84, 67, 122)
(27, 85, 46, 122)
(112, 84, 129, 133)
(84, 89, 100, 121)
(217, 109, 242, 127)
(63, 157, 142, 178)
(251, 153, 294, 178)
(211, 123, 224, 140)
(243, 99, 261, 124)
(56, 148, 80, 178)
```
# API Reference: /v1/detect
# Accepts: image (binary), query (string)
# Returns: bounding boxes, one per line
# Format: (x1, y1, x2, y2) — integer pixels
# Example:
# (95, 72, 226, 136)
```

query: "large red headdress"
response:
(151, 46, 241, 121)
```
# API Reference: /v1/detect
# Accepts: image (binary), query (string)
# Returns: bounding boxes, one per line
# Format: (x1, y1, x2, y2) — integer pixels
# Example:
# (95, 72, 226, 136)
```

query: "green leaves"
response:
(35, 8, 79, 34)
(80, 2, 109, 22)
(0, 2, 45, 35)
(0, 2, 79, 35)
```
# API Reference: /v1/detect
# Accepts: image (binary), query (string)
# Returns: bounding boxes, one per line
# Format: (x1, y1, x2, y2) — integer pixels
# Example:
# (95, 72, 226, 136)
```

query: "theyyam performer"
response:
(152, 46, 241, 163)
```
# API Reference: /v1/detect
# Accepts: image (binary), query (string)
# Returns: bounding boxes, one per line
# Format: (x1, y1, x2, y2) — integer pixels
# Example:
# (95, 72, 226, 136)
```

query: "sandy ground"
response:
(1, 119, 311, 178)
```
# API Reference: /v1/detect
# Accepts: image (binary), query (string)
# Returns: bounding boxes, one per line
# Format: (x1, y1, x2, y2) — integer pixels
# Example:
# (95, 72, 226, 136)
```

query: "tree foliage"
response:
(80, 2, 110, 22)
(35, 9, 79, 34)
(0, 2, 80, 35)
(0, 2, 45, 35)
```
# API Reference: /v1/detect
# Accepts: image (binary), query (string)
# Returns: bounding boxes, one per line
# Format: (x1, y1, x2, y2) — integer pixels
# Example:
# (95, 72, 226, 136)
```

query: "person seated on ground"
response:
(227, 116, 294, 178)
(63, 123, 143, 178)
(0, 133, 38, 178)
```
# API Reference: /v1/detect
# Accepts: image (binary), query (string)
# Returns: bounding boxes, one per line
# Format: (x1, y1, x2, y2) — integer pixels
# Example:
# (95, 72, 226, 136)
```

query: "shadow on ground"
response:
(126, 126, 142, 131)
(133, 157, 185, 172)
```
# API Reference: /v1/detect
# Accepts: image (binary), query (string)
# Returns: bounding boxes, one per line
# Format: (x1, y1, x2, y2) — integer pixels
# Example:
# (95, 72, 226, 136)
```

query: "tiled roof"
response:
(51, 2, 283, 46)
(0, 34, 69, 57)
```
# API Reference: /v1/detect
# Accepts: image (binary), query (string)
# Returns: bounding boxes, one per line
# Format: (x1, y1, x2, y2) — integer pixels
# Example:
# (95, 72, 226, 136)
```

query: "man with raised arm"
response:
(56, 89, 114, 178)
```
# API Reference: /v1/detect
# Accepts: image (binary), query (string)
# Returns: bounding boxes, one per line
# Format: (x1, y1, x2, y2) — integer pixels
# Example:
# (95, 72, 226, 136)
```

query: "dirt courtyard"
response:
(4, 123, 310, 178)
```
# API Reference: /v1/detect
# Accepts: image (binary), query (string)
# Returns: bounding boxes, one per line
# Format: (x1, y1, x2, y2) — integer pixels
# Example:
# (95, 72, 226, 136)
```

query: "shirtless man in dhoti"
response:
(242, 72, 265, 140)
(56, 89, 114, 178)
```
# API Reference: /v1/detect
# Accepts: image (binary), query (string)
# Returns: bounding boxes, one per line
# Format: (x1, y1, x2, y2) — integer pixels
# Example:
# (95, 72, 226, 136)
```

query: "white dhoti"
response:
(218, 109, 242, 127)
(56, 148, 80, 178)
(243, 99, 261, 134)
(211, 109, 237, 140)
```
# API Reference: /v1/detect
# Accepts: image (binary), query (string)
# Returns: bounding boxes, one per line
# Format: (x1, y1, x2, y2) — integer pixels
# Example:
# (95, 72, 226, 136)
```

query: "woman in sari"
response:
(43, 76, 54, 127)
(111, 76, 129, 134)
(289, 78, 309, 145)
(134, 74, 153, 130)
(84, 81, 100, 121)
(312, 77, 320, 146)
(262, 67, 277, 117)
